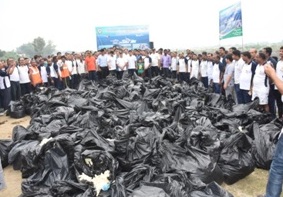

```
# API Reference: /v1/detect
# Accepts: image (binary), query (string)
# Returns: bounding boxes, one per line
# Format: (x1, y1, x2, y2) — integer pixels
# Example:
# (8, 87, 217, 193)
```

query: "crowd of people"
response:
(0, 46, 282, 119)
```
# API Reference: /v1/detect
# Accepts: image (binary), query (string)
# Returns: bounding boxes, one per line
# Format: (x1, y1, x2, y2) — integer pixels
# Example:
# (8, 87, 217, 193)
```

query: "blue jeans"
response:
(240, 89, 252, 104)
(201, 77, 208, 88)
(234, 84, 244, 104)
(213, 83, 221, 94)
(266, 134, 283, 197)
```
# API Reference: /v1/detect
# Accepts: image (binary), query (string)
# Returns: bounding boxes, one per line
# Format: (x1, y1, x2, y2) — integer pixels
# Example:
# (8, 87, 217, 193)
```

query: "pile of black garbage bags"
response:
(0, 75, 281, 197)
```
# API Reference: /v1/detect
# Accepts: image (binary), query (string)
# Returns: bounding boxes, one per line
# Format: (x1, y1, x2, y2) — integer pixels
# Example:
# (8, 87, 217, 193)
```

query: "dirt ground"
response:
(0, 115, 281, 197)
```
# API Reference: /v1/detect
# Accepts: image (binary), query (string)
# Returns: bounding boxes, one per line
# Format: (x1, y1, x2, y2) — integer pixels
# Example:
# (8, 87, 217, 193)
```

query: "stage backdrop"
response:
(219, 2, 243, 40)
(96, 25, 149, 50)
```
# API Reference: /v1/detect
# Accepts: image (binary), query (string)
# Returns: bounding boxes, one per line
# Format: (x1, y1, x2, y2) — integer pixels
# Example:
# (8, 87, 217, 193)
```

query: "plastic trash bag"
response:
(8, 101, 25, 119)
(130, 185, 169, 197)
(218, 132, 255, 185)
(252, 122, 280, 169)
(0, 156, 6, 190)
(0, 139, 12, 168)
(189, 181, 234, 197)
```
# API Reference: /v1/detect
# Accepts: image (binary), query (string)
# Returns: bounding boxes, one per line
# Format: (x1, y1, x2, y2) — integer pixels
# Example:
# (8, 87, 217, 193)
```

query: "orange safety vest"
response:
(29, 66, 42, 86)
(60, 63, 70, 78)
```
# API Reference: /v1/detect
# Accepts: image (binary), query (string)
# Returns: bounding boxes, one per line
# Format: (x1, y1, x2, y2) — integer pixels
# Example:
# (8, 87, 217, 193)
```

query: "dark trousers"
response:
(240, 89, 252, 104)
(51, 77, 61, 90)
(163, 68, 170, 78)
(100, 67, 109, 79)
(71, 74, 78, 89)
(234, 84, 244, 104)
(179, 72, 187, 82)
(171, 71, 177, 79)
(268, 84, 276, 119)
(214, 83, 221, 94)
(201, 77, 208, 88)
(0, 87, 11, 110)
(61, 77, 70, 89)
(10, 81, 21, 101)
(128, 69, 136, 78)
(145, 67, 152, 79)
(151, 66, 160, 77)
(109, 70, 117, 78)
(275, 90, 283, 119)
(20, 83, 31, 96)
(88, 71, 97, 81)
(117, 71, 124, 80)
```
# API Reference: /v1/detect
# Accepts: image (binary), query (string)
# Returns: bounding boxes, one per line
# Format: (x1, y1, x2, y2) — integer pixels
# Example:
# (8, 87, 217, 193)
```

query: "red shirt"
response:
(85, 56, 96, 71)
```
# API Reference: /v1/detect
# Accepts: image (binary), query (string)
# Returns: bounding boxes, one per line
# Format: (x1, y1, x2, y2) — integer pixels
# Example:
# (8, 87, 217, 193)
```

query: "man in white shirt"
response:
(223, 54, 235, 99)
(18, 58, 31, 96)
(0, 61, 11, 110)
(274, 46, 283, 119)
(97, 49, 109, 79)
(107, 51, 117, 78)
(8, 58, 21, 101)
(232, 50, 245, 104)
(144, 50, 152, 79)
(200, 52, 208, 88)
(150, 49, 160, 77)
(207, 53, 214, 87)
(116, 51, 127, 80)
(127, 50, 137, 78)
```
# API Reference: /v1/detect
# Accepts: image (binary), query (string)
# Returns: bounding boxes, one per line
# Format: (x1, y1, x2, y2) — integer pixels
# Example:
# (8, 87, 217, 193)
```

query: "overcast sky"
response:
(0, 0, 282, 52)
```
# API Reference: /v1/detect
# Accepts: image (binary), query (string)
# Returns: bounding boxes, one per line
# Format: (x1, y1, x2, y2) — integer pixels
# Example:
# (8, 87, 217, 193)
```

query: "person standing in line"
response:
(150, 48, 160, 77)
(38, 59, 48, 87)
(223, 54, 235, 100)
(107, 51, 117, 77)
(190, 53, 200, 79)
(257, 62, 283, 197)
(161, 49, 171, 78)
(85, 51, 97, 81)
(207, 53, 214, 87)
(212, 55, 222, 94)
(8, 58, 21, 101)
(249, 48, 258, 63)
(116, 51, 127, 80)
(70, 55, 78, 89)
(127, 50, 137, 79)
(200, 52, 208, 88)
(177, 53, 187, 83)
(0, 61, 12, 110)
(186, 52, 193, 82)
(252, 53, 270, 112)
(232, 50, 245, 104)
(171, 52, 178, 80)
(263, 47, 278, 118)
(274, 46, 283, 120)
(18, 57, 31, 96)
(143, 51, 152, 79)
(76, 53, 86, 83)
(60, 56, 71, 89)
(97, 49, 109, 79)
(29, 60, 42, 91)
(239, 51, 257, 104)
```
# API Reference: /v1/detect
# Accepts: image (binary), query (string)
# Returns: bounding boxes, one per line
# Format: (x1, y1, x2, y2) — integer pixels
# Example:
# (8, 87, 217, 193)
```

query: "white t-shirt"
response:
(171, 57, 178, 71)
(40, 66, 48, 83)
(117, 57, 127, 71)
(150, 53, 160, 67)
(128, 55, 137, 69)
(212, 63, 220, 83)
(18, 65, 30, 84)
(50, 64, 58, 78)
(239, 62, 253, 90)
(253, 65, 269, 93)
(187, 59, 192, 73)
(144, 56, 151, 70)
(207, 61, 214, 80)
(200, 60, 208, 77)
(275, 60, 283, 90)
(190, 60, 199, 79)
(234, 58, 244, 84)
(66, 60, 73, 73)
(0, 75, 11, 89)
(178, 58, 186, 72)
(76, 59, 86, 74)
(107, 56, 117, 71)
(71, 60, 78, 75)
(10, 66, 20, 82)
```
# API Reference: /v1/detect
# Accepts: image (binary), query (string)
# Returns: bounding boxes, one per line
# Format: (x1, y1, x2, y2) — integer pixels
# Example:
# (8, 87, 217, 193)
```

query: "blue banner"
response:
(96, 25, 150, 50)
(219, 2, 243, 40)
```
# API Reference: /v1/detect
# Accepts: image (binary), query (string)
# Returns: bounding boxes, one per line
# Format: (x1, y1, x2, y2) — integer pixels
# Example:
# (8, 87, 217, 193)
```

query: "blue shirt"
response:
(98, 55, 108, 67)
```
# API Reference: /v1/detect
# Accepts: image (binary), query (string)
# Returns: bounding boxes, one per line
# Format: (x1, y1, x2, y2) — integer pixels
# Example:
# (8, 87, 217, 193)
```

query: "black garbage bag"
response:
(218, 132, 255, 185)
(8, 101, 25, 119)
(21, 141, 74, 195)
(130, 185, 169, 197)
(0, 140, 12, 168)
(252, 122, 280, 169)
(189, 181, 234, 197)
(158, 140, 223, 184)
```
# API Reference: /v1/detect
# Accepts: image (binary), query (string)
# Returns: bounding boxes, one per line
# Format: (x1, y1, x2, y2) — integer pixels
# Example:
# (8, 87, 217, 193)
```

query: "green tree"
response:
(16, 37, 56, 58)
(32, 37, 46, 55)
(0, 50, 6, 58)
